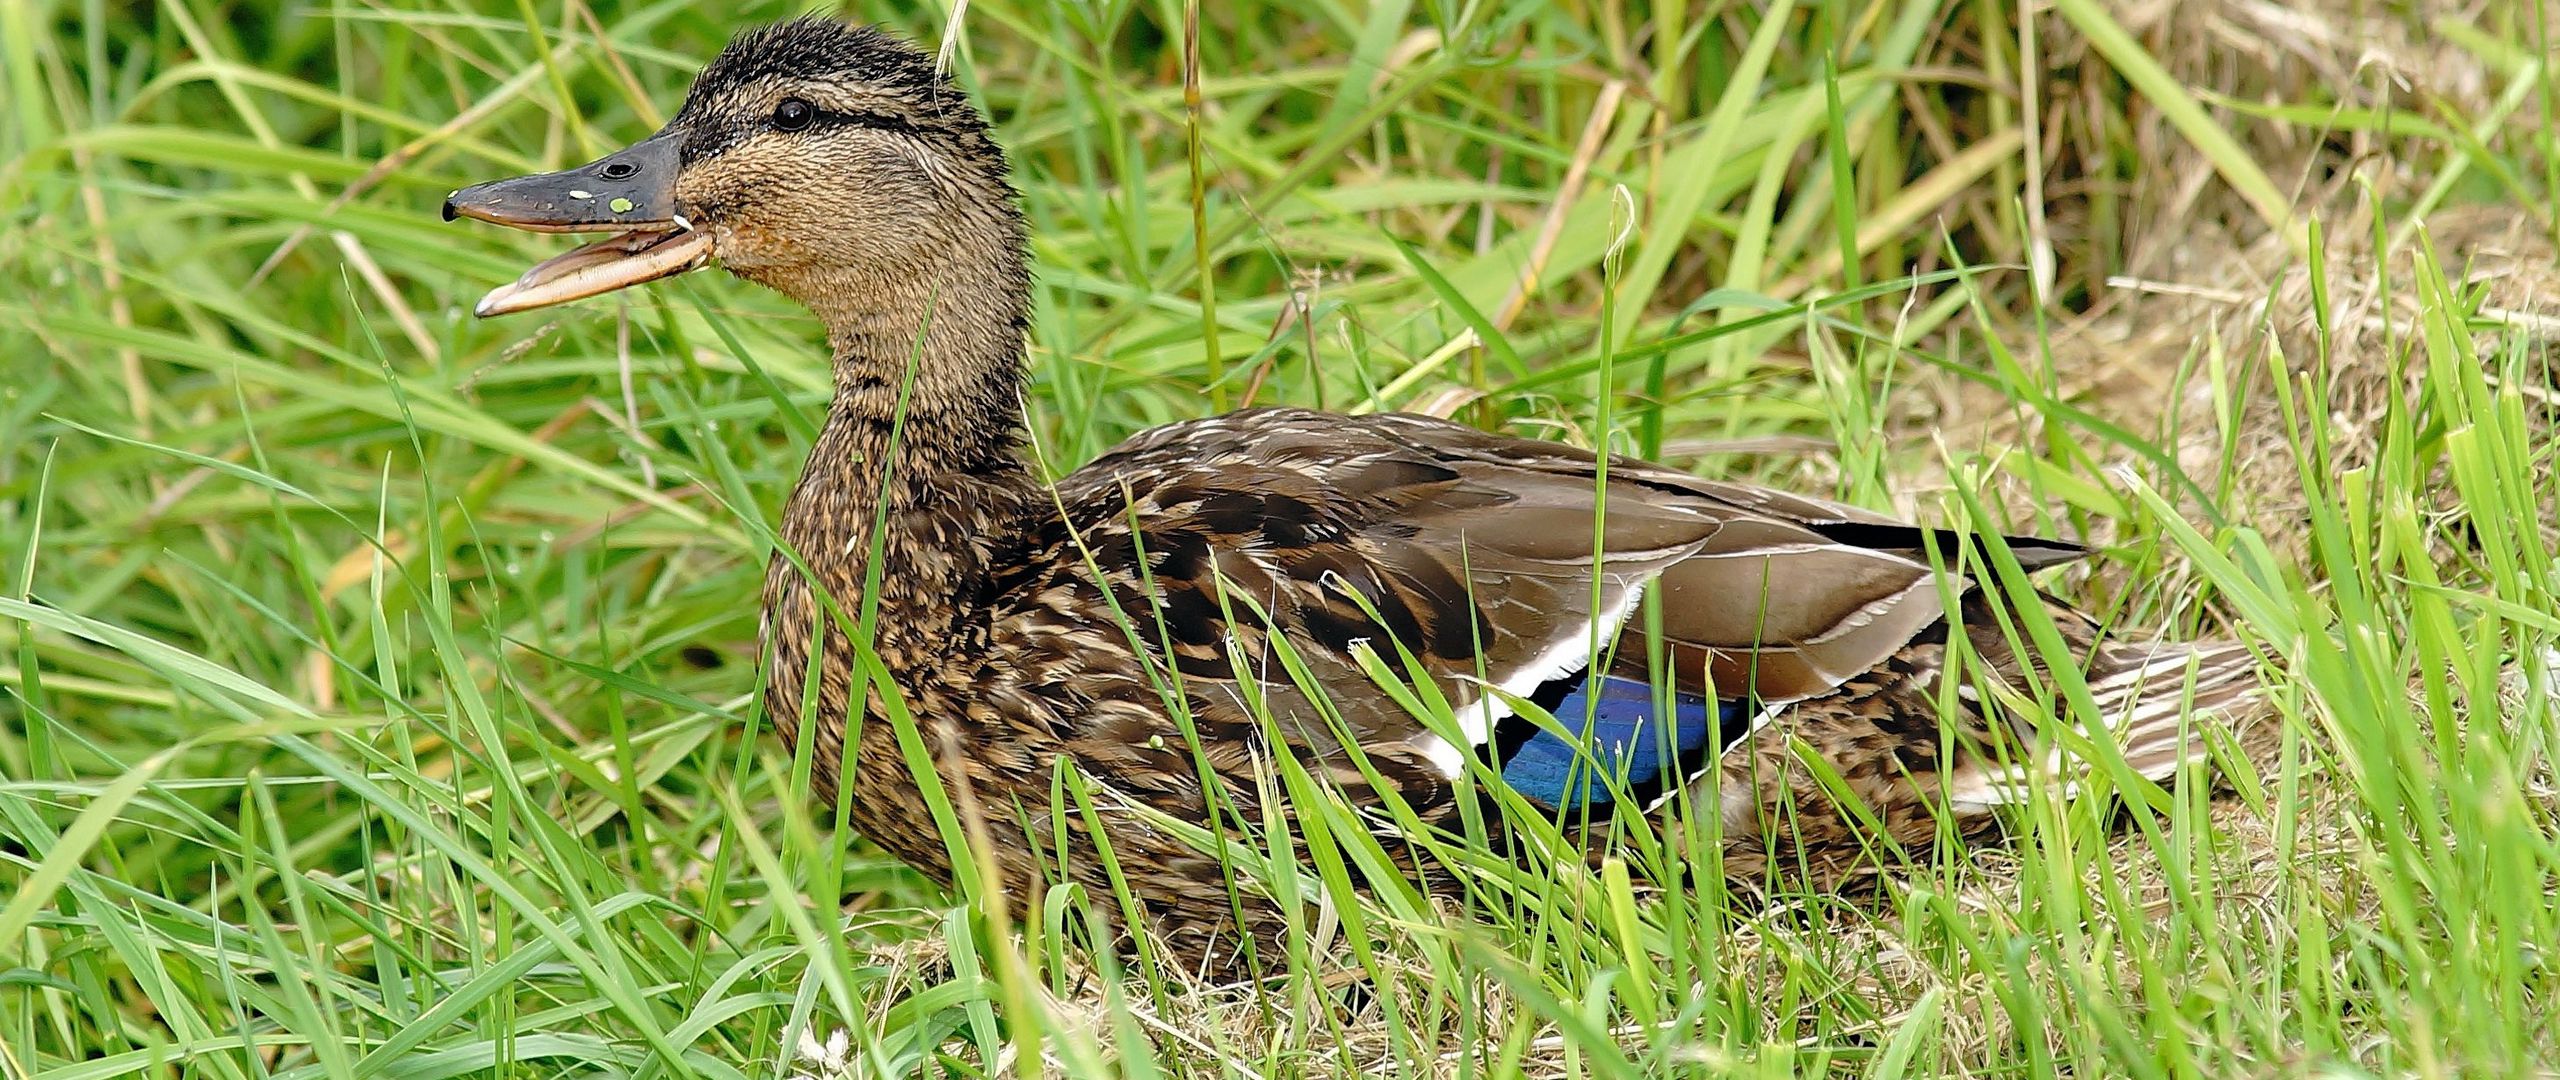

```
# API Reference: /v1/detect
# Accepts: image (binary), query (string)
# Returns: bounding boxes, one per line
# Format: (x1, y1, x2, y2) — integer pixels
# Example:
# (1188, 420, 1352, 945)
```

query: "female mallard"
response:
(446, 19, 2263, 966)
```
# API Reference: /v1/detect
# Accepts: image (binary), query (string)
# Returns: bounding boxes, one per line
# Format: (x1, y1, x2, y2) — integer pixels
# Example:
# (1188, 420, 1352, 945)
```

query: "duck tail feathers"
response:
(2083, 637, 2267, 783)
(1947, 635, 2267, 811)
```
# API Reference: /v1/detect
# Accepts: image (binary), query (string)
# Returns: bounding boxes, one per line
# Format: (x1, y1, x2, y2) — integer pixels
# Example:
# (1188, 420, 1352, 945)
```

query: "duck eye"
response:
(772, 98, 815, 132)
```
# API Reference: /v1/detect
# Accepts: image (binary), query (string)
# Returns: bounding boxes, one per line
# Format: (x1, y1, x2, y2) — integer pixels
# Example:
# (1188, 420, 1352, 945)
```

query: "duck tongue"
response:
(443, 130, 712, 316)
(468, 228, 713, 317)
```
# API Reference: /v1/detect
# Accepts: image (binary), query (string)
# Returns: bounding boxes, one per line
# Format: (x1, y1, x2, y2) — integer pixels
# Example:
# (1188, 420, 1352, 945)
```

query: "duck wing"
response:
(1027, 407, 2082, 810)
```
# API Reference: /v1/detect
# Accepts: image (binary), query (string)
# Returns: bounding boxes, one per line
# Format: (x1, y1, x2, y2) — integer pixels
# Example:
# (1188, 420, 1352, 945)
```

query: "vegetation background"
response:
(3, 0, 2557, 1076)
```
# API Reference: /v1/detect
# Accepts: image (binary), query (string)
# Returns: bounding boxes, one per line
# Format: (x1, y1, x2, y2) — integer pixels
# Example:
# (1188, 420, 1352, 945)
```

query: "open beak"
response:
(443, 131, 714, 317)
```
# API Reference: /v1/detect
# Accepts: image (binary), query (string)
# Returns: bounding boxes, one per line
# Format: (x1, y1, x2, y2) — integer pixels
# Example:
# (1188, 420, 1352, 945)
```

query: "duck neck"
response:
(776, 247, 1038, 667)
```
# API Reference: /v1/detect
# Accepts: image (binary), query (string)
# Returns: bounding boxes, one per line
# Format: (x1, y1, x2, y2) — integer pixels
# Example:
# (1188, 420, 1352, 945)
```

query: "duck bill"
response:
(443, 132, 713, 317)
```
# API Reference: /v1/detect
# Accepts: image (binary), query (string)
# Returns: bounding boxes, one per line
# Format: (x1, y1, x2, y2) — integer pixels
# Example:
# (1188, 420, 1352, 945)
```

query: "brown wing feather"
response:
(1018, 407, 2081, 773)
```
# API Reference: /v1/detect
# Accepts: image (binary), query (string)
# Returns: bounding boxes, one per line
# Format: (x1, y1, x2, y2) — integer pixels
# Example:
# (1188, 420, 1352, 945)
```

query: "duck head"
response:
(446, 18, 1023, 320)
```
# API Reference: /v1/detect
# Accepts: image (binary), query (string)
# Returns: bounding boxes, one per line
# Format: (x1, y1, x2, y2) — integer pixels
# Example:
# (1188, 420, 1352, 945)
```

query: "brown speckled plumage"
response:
(451, 18, 2271, 972)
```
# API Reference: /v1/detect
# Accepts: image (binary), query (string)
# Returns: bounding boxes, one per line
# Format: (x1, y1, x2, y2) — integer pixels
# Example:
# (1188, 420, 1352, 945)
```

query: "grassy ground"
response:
(5, 0, 2559, 1076)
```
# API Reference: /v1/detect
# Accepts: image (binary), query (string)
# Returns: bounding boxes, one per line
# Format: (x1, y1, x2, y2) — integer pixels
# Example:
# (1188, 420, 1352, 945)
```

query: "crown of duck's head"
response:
(446, 18, 1023, 318)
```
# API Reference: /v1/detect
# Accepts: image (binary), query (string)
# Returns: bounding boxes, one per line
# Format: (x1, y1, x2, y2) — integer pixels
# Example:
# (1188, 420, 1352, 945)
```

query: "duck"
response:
(444, 18, 2267, 971)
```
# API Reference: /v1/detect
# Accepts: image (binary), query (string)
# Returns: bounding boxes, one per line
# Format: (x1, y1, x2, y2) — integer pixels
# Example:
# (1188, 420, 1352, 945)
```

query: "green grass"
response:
(4, 1, 2558, 1077)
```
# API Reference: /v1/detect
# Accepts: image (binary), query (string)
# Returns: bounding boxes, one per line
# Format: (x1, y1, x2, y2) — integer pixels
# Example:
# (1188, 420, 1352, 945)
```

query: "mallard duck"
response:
(446, 18, 2265, 968)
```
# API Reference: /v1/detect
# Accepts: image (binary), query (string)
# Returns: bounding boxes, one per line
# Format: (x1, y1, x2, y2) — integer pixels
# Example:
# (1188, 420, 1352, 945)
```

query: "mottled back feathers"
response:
(990, 406, 2114, 814)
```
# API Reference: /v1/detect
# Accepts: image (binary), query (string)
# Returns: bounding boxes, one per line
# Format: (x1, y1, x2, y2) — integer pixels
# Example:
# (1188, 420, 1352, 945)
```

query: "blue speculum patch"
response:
(1495, 673, 1751, 809)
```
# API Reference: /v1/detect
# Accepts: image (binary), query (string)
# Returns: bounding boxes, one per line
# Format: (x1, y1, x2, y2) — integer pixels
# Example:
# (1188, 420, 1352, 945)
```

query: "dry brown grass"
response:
(1950, 0, 2558, 533)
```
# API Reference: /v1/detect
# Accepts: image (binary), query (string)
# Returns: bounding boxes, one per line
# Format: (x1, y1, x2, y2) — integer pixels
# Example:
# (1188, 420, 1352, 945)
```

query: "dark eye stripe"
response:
(681, 104, 944, 163)
(809, 107, 931, 140)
